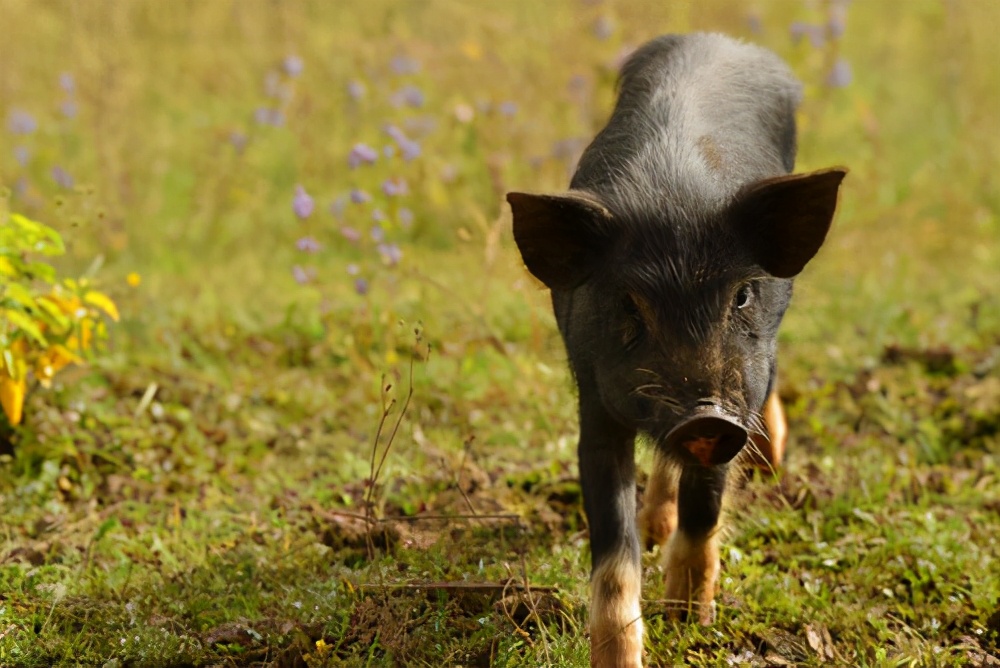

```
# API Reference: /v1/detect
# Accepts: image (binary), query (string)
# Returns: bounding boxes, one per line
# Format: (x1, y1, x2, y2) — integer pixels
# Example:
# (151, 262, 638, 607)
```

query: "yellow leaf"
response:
(0, 373, 25, 425)
(84, 290, 120, 321)
(3, 309, 47, 345)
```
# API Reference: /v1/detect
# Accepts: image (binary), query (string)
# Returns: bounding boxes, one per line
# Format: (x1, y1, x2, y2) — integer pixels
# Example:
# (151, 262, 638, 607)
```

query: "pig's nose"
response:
(664, 407, 748, 467)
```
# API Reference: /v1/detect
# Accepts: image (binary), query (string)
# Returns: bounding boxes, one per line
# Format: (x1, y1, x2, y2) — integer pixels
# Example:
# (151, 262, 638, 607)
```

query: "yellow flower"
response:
(67, 320, 94, 352)
(34, 344, 81, 388)
(126, 272, 141, 287)
(0, 372, 25, 425)
(460, 39, 482, 61)
(40, 293, 82, 317)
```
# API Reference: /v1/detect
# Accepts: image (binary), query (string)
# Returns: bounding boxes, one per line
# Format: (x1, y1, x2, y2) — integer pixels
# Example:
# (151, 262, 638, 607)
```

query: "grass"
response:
(1, 0, 998, 665)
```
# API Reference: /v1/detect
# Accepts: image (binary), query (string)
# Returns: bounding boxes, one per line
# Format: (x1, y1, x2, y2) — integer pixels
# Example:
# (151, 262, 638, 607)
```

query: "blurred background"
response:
(0, 1, 998, 665)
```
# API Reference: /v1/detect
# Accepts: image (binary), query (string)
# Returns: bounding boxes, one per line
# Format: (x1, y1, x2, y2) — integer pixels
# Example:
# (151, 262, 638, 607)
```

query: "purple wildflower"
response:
(383, 144, 396, 158)
(807, 26, 826, 48)
(377, 243, 402, 266)
(390, 55, 420, 75)
(354, 278, 369, 295)
(59, 73, 75, 93)
(382, 177, 408, 197)
(283, 55, 304, 77)
(8, 109, 37, 135)
(292, 265, 314, 285)
(370, 224, 385, 241)
(349, 188, 371, 204)
(399, 138, 421, 161)
(61, 101, 78, 119)
(292, 185, 314, 220)
(330, 196, 347, 219)
(746, 13, 763, 35)
(346, 263, 360, 276)
(498, 101, 518, 117)
(384, 125, 421, 161)
(296, 236, 321, 253)
(593, 15, 614, 40)
(254, 107, 284, 127)
(13, 146, 29, 167)
(398, 208, 414, 229)
(828, 10, 847, 39)
(347, 80, 366, 100)
(384, 124, 406, 141)
(790, 21, 809, 43)
(403, 116, 436, 135)
(348, 143, 378, 169)
(229, 132, 248, 152)
(52, 166, 74, 189)
(391, 84, 425, 108)
(372, 209, 386, 223)
(827, 58, 853, 88)
(341, 226, 361, 242)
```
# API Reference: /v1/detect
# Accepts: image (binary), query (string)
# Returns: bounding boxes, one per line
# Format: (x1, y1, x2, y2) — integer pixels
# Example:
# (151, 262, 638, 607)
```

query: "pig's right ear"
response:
(732, 168, 847, 278)
(507, 191, 613, 291)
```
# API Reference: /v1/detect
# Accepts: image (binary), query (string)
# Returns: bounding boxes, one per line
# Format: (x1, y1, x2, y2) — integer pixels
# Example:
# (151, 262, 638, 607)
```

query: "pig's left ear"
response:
(732, 168, 847, 278)
(507, 191, 613, 291)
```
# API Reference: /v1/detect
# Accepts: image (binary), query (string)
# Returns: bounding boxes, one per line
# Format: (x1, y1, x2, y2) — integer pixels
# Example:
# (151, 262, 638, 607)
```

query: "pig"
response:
(507, 33, 845, 667)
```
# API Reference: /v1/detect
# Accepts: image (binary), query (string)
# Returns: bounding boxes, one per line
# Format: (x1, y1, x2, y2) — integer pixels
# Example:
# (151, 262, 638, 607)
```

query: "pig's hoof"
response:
(661, 532, 720, 624)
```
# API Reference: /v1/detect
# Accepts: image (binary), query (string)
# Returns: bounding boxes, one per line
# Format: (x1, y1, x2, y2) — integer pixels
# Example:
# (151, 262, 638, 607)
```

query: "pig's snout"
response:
(664, 406, 748, 467)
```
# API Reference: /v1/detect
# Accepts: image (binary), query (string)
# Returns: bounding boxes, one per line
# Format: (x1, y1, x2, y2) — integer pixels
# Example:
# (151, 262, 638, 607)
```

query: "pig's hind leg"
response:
(638, 449, 678, 551)
(661, 464, 728, 625)
(578, 395, 644, 668)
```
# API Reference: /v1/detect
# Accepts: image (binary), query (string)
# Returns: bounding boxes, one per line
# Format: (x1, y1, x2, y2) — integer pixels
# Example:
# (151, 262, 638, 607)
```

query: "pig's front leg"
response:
(638, 449, 678, 551)
(662, 463, 728, 625)
(578, 393, 643, 668)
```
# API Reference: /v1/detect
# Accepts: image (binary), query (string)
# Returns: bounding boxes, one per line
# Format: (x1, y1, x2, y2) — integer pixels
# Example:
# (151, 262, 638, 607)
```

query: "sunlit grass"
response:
(0, 0, 998, 665)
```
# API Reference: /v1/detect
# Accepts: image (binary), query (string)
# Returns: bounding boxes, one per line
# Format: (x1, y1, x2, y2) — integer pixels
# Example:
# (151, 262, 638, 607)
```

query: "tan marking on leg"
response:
(638, 451, 677, 552)
(748, 391, 788, 470)
(590, 551, 644, 668)
(662, 530, 720, 625)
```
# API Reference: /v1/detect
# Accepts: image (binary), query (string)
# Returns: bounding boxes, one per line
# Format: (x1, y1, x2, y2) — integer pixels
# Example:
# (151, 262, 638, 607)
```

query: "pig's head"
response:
(508, 168, 845, 466)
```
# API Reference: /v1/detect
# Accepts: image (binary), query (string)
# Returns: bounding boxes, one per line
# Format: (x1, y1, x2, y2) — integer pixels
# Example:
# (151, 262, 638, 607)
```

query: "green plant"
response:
(0, 194, 118, 428)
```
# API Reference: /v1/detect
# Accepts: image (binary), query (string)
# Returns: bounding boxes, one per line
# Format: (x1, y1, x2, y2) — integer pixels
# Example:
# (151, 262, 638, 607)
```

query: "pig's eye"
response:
(735, 284, 753, 309)
(622, 295, 644, 346)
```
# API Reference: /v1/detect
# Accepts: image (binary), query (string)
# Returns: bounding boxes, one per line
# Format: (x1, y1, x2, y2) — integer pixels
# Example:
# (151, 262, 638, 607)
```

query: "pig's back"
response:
(572, 33, 802, 215)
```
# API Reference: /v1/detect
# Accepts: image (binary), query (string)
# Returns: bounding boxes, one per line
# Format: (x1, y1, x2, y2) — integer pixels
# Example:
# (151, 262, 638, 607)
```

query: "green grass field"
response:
(1, 1, 998, 666)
